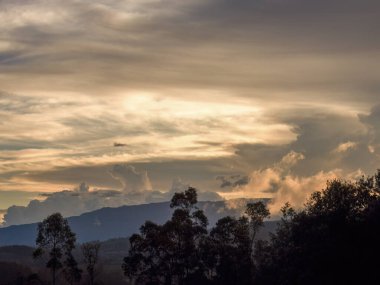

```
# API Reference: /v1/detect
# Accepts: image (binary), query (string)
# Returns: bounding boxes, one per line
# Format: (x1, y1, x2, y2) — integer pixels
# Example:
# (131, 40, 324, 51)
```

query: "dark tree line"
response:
(123, 170, 380, 285)
(30, 170, 380, 285)
(122, 187, 269, 285)
(253, 171, 380, 285)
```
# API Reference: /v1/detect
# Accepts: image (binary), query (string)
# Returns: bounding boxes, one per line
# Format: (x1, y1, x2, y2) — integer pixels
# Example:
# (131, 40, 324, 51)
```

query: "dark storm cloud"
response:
(216, 175, 250, 189)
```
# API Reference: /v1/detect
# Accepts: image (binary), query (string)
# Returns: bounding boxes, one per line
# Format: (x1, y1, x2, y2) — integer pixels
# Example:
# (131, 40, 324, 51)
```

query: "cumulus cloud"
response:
(2, 165, 222, 226)
(109, 165, 152, 193)
(267, 170, 342, 215)
(237, 110, 379, 177)
(333, 141, 357, 153)
(276, 151, 305, 170)
(3, 188, 122, 226)
(4, 106, 378, 210)
(231, 151, 363, 217)
(3, 164, 157, 225)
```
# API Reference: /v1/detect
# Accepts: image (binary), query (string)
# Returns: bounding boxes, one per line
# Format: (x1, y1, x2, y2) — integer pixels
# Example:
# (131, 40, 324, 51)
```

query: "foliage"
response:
(63, 254, 82, 285)
(81, 241, 101, 285)
(33, 213, 81, 285)
(253, 170, 380, 285)
(206, 216, 253, 285)
(123, 170, 380, 285)
(123, 187, 210, 285)
(245, 201, 270, 251)
(123, 187, 268, 285)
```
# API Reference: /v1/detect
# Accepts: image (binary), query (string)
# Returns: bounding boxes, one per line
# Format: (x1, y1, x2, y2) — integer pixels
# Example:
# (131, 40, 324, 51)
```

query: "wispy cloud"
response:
(1, 0, 379, 103)
(0, 0, 379, 207)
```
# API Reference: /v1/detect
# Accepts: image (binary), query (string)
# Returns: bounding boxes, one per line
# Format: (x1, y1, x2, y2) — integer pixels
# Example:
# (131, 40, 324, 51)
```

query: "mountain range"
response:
(0, 199, 274, 246)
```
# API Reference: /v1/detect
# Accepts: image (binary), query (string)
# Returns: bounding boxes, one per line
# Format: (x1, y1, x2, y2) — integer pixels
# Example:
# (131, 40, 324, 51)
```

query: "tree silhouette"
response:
(123, 170, 380, 285)
(253, 170, 380, 285)
(245, 201, 270, 251)
(206, 216, 253, 285)
(82, 241, 101, 285)
(63, 253, 82, 285)
(123, 187, 209, 285)
(123, 188, 269, 285)
(166, 187, 208, 284)
(33, 213, 80, 285)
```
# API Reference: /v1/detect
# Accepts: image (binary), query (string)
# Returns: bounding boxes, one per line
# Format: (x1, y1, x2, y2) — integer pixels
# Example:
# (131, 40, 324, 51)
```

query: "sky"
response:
(0, 0, 379, 225)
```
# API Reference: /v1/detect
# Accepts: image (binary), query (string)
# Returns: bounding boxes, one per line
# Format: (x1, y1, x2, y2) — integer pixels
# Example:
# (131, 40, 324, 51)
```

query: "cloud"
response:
(76, 182, 89, 193)
(231, 111, 372, 178)
(3, 164, 157, 225)
(216, 175, 250, 189)
(333, 141, 357, 153)
(170, 177, 190, 193)
(3, 105, 379, 199)
(276, 151, 305, 170)
(2, 188, 125, 226)
(0, 0, 379, 213)
(0, 91, 295, 192)
(109, 164, 152, 193)
(227, 151, 364, 217)
(0, 191, 43, 209)
(2, 99, 379, 203)
(2, 165, 222, 226)
(1, 0, 379, 105)
(359, 104, 380, 155)
(170, 177, 221, 201)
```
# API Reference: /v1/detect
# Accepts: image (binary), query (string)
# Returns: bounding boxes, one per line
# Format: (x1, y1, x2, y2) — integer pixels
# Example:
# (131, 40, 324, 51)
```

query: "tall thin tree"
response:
(82, 241, 101, 285)
(33, 213, 79, 285)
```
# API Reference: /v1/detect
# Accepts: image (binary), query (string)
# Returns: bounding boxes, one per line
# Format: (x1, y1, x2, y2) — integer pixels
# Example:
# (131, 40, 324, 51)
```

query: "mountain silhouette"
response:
(0, 199, 274, 246)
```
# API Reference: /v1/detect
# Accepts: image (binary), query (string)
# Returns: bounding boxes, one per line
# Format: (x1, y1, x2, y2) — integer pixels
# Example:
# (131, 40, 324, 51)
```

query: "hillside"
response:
(0, 238, 130, 285)
(0, 199, 271, 246)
